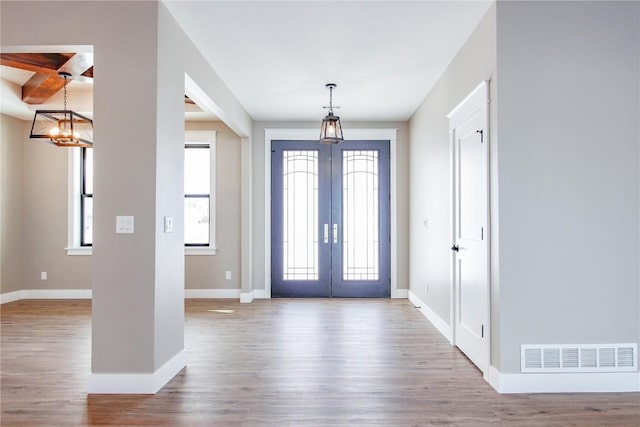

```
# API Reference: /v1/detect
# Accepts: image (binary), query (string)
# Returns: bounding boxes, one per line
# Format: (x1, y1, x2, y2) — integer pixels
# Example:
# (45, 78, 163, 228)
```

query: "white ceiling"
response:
(1, 1, 493, 124)
(163, 0, 493, 122)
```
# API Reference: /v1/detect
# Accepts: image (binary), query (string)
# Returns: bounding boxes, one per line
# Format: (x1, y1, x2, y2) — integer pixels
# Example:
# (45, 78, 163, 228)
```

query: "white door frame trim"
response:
(264, 128, 399, 299)
(447, 80, 491, 378)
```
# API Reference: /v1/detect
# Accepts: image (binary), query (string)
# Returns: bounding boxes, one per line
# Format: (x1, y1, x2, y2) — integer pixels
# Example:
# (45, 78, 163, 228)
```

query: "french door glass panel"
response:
(271, 140, 390, 298)
(282, 150, 319, 281)
(342, 150, 379, 281)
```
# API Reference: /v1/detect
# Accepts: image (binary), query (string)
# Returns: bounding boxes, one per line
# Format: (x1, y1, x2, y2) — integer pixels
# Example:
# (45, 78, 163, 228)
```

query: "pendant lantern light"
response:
(319, 83, 344, 144)
(30, 71, 93, 148)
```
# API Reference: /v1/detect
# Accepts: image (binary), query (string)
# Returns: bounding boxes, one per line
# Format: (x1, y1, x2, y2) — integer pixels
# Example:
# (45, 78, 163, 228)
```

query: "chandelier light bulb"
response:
(327, 123, 336, 137)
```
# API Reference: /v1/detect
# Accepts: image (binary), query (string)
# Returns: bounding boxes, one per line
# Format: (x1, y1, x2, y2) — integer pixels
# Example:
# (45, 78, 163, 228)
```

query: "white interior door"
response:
(449, 82, 489, 374)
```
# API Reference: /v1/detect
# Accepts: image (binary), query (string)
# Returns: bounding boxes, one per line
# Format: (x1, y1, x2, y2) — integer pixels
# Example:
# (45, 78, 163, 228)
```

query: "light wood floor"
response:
(1, 299, 638, 426)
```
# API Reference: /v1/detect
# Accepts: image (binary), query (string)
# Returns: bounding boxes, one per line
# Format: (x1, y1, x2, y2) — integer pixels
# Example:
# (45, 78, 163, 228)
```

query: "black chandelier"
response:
(30, 71, 93, 148)
(319, 83, 344, 144)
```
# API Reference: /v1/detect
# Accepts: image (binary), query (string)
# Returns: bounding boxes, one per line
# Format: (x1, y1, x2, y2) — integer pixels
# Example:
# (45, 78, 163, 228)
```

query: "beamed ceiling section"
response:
(1, 52, 195, 106)
(1, 53, 93, 104)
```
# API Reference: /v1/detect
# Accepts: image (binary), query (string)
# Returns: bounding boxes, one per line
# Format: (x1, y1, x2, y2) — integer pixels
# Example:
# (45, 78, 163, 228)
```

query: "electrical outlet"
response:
(225, 271, 232, 280)
(41, 272, 47, 281)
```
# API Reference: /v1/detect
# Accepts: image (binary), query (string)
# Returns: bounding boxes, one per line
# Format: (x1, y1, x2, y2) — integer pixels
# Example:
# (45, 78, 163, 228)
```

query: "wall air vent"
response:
(521, 344, 638, 373)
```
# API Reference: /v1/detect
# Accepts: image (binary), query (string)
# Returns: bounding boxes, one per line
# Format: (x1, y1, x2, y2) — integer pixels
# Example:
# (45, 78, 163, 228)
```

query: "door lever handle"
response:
(451, 245, 460, 252)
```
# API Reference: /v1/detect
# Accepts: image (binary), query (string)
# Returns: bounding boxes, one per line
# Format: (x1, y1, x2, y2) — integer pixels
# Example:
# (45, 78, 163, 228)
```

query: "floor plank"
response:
(1, 298, 638, 426)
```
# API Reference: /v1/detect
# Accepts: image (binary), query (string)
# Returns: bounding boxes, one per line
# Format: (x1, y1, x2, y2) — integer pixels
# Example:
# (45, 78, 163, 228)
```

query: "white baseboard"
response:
(240, 289, 267, 303)
(88, 350, 186, 394)
(28, 289, 92, 299)
(0, 290, 26, 304)
(240, 290, 254, 303)
(488, 366, 640, 393)
(2, 288, 245, 304)
(1, 289, 92, 303)
(185, 289, 241, 299)
(391, 288, 408, 299)
(408, 290, 453, 344)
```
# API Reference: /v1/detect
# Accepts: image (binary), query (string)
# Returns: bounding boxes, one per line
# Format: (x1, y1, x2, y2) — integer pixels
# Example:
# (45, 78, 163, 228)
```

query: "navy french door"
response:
(271, 140, 390, 297)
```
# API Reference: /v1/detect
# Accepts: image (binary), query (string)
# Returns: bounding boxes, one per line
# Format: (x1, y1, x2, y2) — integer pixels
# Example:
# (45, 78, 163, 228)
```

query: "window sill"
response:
(66, 246, 92, 256)
(186, 247, 217, 256)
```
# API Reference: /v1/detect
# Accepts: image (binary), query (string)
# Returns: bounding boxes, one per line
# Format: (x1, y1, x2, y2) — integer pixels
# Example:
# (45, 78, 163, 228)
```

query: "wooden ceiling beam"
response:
(22, 73, 66, 105)
(4, 53, 190, 105)
(82, 66, 94, 79)
(0, 53, 75, 75)
(2, 53, 94, 104)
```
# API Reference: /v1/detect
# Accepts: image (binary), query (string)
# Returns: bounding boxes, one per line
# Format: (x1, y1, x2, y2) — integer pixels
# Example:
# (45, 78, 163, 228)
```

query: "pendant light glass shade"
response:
(30, 72, 93, 148)
(319, 111, 343, 144)
(319, 83, 344, 144)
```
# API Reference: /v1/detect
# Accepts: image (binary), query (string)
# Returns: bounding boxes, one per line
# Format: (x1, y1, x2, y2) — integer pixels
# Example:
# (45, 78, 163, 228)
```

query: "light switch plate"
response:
(164, 216, 174, 233)
(116, 216, 134, 234)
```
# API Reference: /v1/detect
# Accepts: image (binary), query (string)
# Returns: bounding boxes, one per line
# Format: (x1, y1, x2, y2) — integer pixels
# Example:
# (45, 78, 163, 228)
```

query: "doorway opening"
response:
(271, 140, 390, 297)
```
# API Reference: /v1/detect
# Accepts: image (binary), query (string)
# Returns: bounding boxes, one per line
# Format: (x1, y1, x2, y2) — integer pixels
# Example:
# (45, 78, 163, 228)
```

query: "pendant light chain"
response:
(63, 75, 68, 111)
(328, 85, 333, 113)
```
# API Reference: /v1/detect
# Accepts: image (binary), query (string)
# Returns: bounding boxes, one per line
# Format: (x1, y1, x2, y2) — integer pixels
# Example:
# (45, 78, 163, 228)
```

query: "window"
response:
(184, 145, 210, 245)
(184, 130, 216, 255)
(67, 130, 216, 255)
(81, 147, 93, 246)
(66, 147, 91, 256)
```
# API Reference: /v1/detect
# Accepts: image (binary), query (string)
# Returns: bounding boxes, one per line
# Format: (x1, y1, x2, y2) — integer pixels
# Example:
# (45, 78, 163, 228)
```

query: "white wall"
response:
(185, 121, 242, 291)
(408, 4, 496, 343)
(1, 0, 252, 390)
(409, 1, 639, 377)
(495, 0, 640, 373)
(0, 114, 24, 294)
(0, 2, 250, 301)
(0, 119, 240, 296)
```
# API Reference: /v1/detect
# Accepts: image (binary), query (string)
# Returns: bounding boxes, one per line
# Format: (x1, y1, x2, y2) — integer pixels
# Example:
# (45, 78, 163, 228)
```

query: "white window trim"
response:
(66, 131, 217, 256)
(185, 130, 217, 256)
